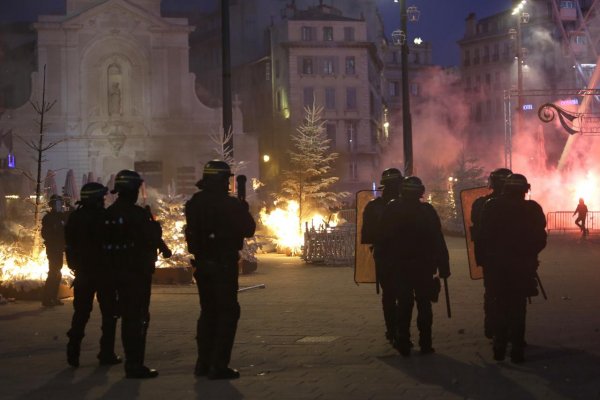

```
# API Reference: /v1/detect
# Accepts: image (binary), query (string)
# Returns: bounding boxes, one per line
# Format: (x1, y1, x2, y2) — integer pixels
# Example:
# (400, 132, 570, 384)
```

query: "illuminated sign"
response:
(7, 153, 15, 168)
(522, 104, 534, 111)
(559, 98, 579, 106)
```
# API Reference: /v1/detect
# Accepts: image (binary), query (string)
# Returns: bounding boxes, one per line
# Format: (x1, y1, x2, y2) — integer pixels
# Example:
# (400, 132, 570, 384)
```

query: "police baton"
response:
(236, 175, 247, 202)
(443, 278, 452, 318)
(535, 273, 548, 300)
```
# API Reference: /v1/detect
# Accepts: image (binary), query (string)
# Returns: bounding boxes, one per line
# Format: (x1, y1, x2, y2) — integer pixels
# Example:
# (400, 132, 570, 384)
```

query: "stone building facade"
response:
(0, 0, 258, 194)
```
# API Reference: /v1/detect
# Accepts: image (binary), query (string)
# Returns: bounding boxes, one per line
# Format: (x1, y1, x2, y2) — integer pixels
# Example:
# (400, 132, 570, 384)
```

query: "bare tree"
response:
(17, 65, 63, 256)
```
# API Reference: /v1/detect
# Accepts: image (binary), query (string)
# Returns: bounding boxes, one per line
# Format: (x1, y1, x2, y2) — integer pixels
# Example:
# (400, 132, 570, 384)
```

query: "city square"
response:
(1, 235, 599, 400)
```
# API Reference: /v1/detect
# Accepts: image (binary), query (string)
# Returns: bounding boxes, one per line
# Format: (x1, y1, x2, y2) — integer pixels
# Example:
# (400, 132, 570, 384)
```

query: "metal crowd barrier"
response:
(302, 224, 356, 265)
(546, 211, 599, 233)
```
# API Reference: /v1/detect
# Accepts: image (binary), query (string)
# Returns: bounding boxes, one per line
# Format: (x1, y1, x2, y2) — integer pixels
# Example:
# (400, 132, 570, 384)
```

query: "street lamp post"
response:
(222, 0, 233, 157)
(393, 0, 419, 176)
(512, 1, 529, 144)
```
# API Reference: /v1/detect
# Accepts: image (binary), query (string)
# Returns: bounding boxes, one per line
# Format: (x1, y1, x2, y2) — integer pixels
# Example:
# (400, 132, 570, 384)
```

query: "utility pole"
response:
(399, 0, 413, 176)
(222, 0, 233, 157)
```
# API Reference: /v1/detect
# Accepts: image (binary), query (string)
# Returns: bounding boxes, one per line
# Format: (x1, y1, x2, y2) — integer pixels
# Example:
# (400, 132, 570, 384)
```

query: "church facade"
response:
(0, 0, 258, 194)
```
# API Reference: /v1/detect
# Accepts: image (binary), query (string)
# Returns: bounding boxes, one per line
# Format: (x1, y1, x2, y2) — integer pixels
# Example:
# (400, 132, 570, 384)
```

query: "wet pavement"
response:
(0, 235, 599, 399)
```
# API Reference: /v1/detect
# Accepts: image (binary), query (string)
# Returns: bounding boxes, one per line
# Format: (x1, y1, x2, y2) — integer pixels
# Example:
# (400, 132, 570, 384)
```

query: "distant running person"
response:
(573, 198, 588, 236)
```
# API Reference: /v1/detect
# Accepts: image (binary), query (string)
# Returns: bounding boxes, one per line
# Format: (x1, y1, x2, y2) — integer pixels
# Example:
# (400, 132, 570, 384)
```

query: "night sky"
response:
(0, 0, 511, 66)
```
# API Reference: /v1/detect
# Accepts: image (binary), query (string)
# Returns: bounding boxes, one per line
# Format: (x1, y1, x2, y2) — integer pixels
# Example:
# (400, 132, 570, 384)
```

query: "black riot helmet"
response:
(48, 194, 63, 212)
(80, 182, 108, 206)
(111, 170, 143, 194)
(196, 160, 233, 190)
(503, 173, 530, 196)
(488, 168, 512, 192)
(380, 168, 403, 189)
(401, 176, 425, 198)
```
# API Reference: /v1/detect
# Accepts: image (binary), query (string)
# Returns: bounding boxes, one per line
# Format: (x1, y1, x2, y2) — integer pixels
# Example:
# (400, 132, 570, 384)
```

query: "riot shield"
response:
(354, 190, 380, 284)
(460, 186, 491, 280)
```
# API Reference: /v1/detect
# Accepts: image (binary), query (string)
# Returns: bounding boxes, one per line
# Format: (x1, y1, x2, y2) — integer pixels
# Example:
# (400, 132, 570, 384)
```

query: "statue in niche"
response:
(107, 63, 123, 116)
(108, 82, 122, 116)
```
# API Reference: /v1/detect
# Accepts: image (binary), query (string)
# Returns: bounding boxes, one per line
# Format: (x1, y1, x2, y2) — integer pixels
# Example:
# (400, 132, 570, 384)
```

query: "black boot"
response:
(194, 359, 210, 377)
(125, 364, 159, 379)
(98, 317, 121, 365)
(67, 340, 81, 368)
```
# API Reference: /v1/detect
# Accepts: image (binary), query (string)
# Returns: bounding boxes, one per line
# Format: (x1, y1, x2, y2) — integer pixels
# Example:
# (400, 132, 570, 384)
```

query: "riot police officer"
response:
(41, 194, 68, 307)
(105, 170, 168, 379)
(65, 182, 120, 367)
(471, 168, 512, 338)
(380, 176, 450, 357)
(185, 160, 256, 380)
(479, 174, 546, 363)
(361, 168, 407, 346)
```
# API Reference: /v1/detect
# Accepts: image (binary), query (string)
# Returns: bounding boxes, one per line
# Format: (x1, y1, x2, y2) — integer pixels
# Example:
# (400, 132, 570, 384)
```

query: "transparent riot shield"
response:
(354, 190, 380, 284)
(460, 186, 491, 280)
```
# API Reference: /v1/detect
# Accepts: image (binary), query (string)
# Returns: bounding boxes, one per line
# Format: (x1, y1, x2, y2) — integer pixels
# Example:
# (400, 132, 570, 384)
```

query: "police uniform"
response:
(380, 177, 450, 356)
(185, 160, 256, 380)
(479, 174, 546, 363)
(471, 168, 512, 339)
(361, 168, 408, 345)
(65, 183, 120, 367)
(41, 196, 68, 306)
(105, 170, 165, 379)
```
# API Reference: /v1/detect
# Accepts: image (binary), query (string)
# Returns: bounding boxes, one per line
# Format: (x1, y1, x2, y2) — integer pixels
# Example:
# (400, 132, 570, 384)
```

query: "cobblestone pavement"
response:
(0, 235, 599, 400)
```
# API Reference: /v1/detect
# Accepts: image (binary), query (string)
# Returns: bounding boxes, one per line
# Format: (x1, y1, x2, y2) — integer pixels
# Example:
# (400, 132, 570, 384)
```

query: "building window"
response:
(475, 76, 481, 92)
(344, 27, 355, 41)
(349, 161, 358, 180)
(346, 87, 357, 110)
(389, 81, 400, 97)
(483, 46, 490, 63)
(495, 98, 503, 119)
(464, 50, 470, 67)
(301, 26, 314, 41)
(473, 48, 480, 65)
(325, 87, 336, 110)
(485, 99, 492, 116)
(345, 56, 356, 75)
(322, 58, 335, 75)
(410, 83, 419, 96)
(414, 52, 420, 64)
(326, 123, 337, 147)
(494, 71, 500, 89)
(303, 87, 314, 107)
(276, 90, 282, 111)
(346, 121, 357, 152)
(503, 43, 511, 61)
(485, 73, 491, 87)
(392, 51, 399, 64)
(323, 26, 333, 41)
(492, 44, 499, 61)
(302, 57, 313, 74)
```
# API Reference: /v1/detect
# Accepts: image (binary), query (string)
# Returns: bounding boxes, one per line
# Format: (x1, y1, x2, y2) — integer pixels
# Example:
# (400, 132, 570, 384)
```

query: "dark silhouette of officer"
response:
(479, 173, 546, 363)
(41, 195, 68, 307)
(573, 198, 589, 236)
(185, 160, 256, 380)
(65, 182, 121, 368)
(361, 167, 408, 347)
(471, 167, 512, 339)
(380, 176, 450, 357)
(105, 170, 169, 379)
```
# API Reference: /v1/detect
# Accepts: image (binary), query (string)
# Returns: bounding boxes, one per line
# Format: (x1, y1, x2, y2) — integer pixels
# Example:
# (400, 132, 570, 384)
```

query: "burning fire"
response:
(0, 244, 72, 289)
(259, 200, 337, 254)
(571, 172, 598, 209)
